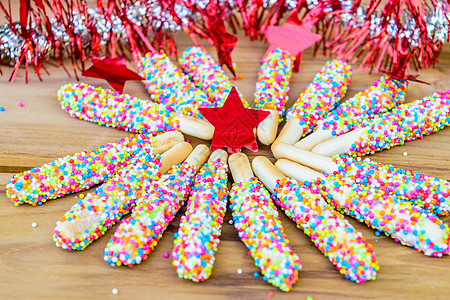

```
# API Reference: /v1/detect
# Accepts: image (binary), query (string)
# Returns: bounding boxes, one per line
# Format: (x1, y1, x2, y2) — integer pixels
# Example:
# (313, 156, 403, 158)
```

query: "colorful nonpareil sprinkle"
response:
(319, 174, 450, 257)
(179, 47, 248, 108)
(58, 83, 179, 135)
(172, 158, 229, 282)
(104, 161, 196, 267)
(140, 52, 209, 119)
(333, 155, 450, 216)
(254, 47, 293, 122)
(346, 89, 450, 156)
(6, 133, 152, 206)
(317, 76, 408, 136)
(230, 177, 301, 292)
(53, 148, 162, 251)
(285, 60, 352, 136)
(273, 178, 378, 283)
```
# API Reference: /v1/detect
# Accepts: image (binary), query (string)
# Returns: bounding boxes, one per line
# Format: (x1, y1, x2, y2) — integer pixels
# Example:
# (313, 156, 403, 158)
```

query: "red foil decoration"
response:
(81, 56, 143, 93)
(198, 87, 270, 154)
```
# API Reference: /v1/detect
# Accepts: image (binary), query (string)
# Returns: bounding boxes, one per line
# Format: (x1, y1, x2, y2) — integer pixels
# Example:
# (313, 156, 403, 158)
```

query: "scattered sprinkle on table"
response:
(112, 288, 118, 295)
(403, 151, 408, 156)
(31, 222, 37, 228)
(237, 268, 242, 275)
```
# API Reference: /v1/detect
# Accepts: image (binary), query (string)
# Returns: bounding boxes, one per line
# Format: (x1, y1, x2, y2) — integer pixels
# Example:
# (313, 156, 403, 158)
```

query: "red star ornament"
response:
(198, 87, 270, 154)
(264, 10, 322, 71)
(82, 57, 144, 93)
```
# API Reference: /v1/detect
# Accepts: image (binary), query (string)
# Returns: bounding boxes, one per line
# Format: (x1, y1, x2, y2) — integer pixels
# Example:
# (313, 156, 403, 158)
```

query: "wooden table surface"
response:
(1, 29, 450, 299)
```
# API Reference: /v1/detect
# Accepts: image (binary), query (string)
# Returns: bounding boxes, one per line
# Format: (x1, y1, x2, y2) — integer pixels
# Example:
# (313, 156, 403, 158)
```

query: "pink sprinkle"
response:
(186, 139, 190, 143)
(267, 291, 273, 297)
(19, 102, 24, 107)
(163, 252, 169, 258)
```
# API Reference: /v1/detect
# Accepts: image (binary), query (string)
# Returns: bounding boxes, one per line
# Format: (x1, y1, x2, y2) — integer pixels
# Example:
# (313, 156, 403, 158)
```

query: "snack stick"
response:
(172, 149, 229, 282)
(274, 60, 352, 146)
(53, 142, 193, 251)
(332, 155, 450, 216)
(282, 159, 450, 257)
(6, 131, 183, 206)
(228, 153, 301, 292)
(312, 90, 450, 157)
(252, 156, 378, 283)
(274, 148, 450, 216)
(275, 159, 325, 183)
(272, 143, 338, 174)
(296, 76, 408, 150)
(104, 145, 210, 267)
(58, 83, 214, 140)
(140, 52, 210, 119)
(179, 47, 248, 108)
(254, 48, 294, 145)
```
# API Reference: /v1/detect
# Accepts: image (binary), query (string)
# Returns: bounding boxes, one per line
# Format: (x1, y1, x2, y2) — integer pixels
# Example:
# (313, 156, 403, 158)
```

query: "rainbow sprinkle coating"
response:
(319, 174, 450, 257)
(179, 46, 248, 108)
(230, 177, 301, 292)
(104, 161, 196, 267)
(273, 178, 378, 283)
(53, 148, 162, 251)
(254, 47, 293, 121)
(140, 52, 209, 119)
(6, 133, 152, 206)
(346, 89, 450, 156)
(58, 83, 179, 135)
(317, 76, 408, 136)
(172, 158, 229, 282)
(285, 59, 352, 136)
(333, 155, 450, 216)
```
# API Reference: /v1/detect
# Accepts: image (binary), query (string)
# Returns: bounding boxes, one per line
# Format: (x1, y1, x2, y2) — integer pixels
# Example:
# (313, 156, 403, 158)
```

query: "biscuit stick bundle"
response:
(273, 146, 450, 257)
(252, 156, 378, 283)
(228, 153, 301, 292)
(6, 132, 183, 206)
(140, 52, 210, 119)
(53, 142, 192, 251)
(296, 76, 408, 150)
(58, 82, 214, 140)
(103, 144, 210, 267)
(312, 90, 450, 157)
(172, 149, 229, 282)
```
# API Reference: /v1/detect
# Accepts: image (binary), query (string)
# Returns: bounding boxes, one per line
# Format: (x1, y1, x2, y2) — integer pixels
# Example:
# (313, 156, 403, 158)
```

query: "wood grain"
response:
(1, 28, 450, 300)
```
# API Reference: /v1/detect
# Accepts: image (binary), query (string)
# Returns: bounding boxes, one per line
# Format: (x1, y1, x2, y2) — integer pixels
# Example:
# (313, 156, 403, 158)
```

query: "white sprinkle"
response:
(31, 222, 38, 228)
(237, 268, 242, 274)
(112, 288, 118, 295)
(228, 220, 234, 225)
(403, 152, 408, 157)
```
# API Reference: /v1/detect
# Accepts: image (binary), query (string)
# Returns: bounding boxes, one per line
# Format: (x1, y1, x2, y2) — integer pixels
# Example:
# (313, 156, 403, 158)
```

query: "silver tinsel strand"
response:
(0, 0, 448, 66)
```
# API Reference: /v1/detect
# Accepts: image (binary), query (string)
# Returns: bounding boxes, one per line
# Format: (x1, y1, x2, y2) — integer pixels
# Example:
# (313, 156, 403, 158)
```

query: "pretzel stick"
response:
(172, 149, 229, 281)
(6, 131, 183, 206)
(228, 153, 301, 292)
(252, 156, 378, 283)
(312, 90, 450, 157)
(104, 144, 209, 266)
(276, 158, 450, 256)
(54, 142, 193, 251)
(295, 76, 407, 150)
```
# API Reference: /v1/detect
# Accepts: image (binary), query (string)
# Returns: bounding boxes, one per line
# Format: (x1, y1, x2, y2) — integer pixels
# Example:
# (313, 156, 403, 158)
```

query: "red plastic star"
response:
(82, 57, 143, 93)
(198, 87, 269, 154)
(264, 10, 322, 71)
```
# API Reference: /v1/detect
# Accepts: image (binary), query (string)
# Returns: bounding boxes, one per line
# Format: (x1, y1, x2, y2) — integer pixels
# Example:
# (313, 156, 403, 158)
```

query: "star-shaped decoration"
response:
(198, 87, 270, 154)
(264, 10, 322, 71)
(82, 57, 144, 93)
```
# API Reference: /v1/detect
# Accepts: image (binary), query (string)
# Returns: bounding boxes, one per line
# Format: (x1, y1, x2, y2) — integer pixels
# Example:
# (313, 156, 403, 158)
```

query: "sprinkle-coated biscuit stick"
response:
(104, 144, 210, 267)
(228, 153, 301, 292)
(53, 142, 192, 251)
(172, 149, 229, 281)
